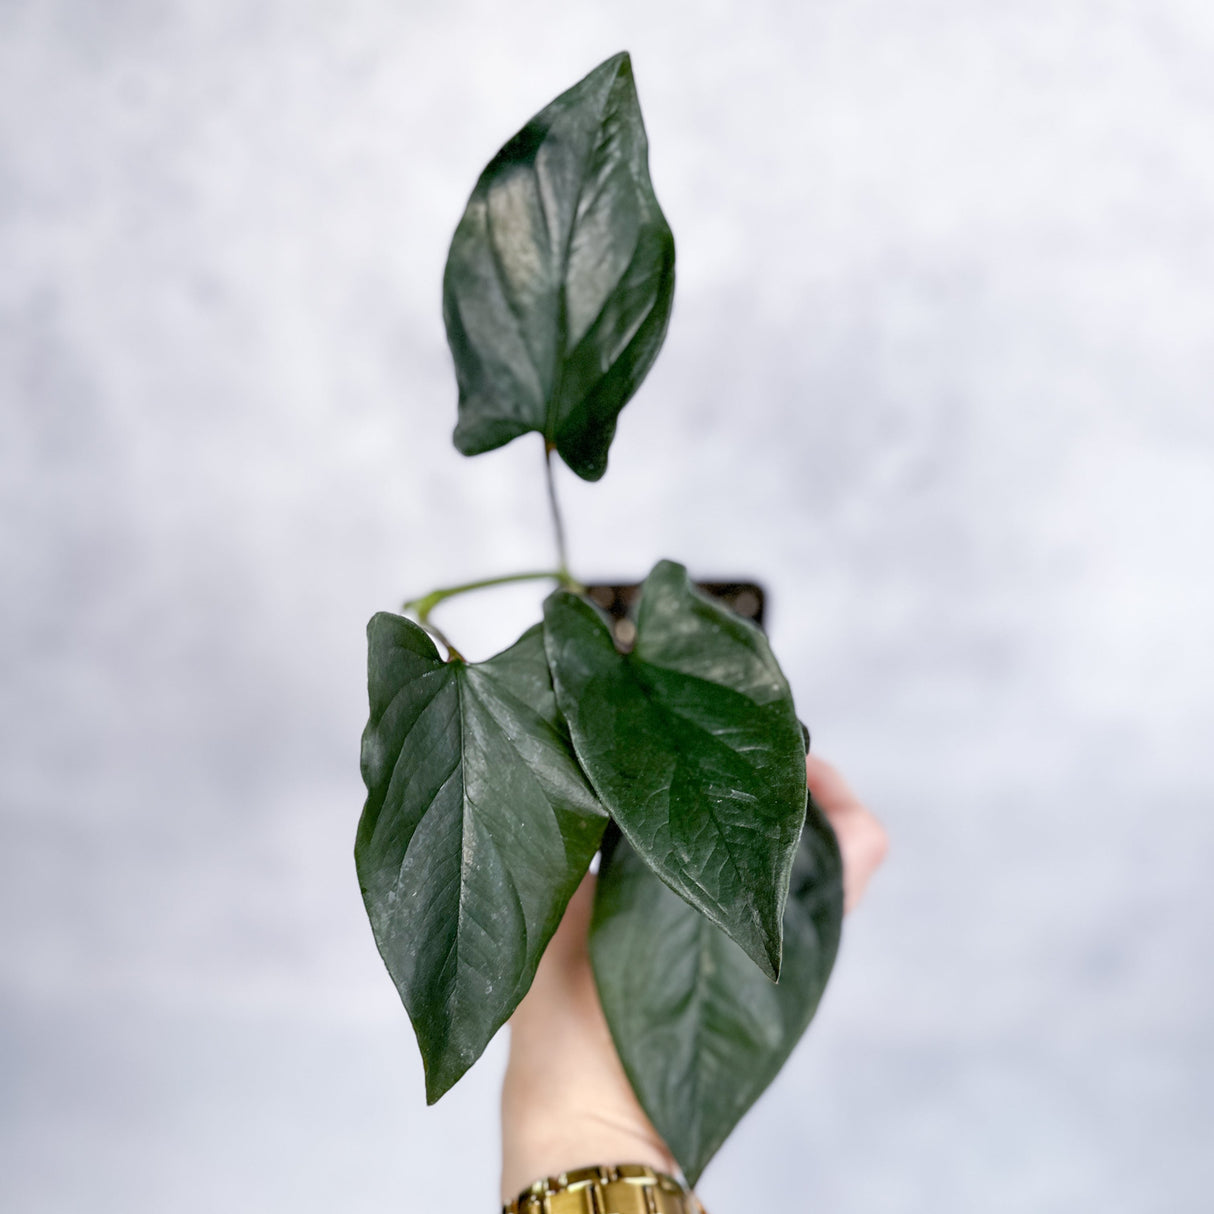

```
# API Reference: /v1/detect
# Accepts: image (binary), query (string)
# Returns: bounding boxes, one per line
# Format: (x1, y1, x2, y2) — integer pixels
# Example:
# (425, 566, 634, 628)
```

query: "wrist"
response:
(502, 1119, 676, 1201)
(503, 1163, 699, 1214)
(501, 1071, 675, 1202)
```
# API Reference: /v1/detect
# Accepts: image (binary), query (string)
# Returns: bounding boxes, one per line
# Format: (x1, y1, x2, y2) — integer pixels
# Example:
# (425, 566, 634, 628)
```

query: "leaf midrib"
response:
(610, 658, 779, 965)
(421, 662, 603, 1020)
(545, 60, 625, 444)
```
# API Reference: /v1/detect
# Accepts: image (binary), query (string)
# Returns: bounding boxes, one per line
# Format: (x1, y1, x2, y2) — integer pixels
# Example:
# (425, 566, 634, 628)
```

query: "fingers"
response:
(806, 754, 889, 912)
(522, 754, 888, 1020)
(530, 752, 888, 1008)
(502, 756, 886, 1203)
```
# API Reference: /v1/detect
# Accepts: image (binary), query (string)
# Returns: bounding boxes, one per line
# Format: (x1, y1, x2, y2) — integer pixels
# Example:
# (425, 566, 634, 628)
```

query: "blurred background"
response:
(3, 2, 1212, 1211)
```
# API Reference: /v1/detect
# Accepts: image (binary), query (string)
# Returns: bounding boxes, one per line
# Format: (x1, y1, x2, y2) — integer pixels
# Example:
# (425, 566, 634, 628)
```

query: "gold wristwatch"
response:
(503, 1163, 704, 1214)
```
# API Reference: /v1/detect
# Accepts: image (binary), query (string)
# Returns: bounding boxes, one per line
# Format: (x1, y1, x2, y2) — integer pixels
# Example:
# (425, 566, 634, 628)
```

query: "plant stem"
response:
(545, 442, 570, 580)
(400, 446, 582, 661)
(403, 570, 567, 623)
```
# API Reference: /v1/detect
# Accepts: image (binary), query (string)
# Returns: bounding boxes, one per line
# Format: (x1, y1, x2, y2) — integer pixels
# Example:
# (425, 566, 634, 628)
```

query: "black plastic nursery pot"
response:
(582, 579, 767, 651)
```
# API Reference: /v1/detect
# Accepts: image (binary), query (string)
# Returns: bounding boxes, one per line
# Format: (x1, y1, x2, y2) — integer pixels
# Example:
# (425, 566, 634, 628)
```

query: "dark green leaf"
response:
(444, 51, 675, 481)
(543, 560, 806, 979)
(590, 803, 844, 1185)
(356, 617, 607, 1102)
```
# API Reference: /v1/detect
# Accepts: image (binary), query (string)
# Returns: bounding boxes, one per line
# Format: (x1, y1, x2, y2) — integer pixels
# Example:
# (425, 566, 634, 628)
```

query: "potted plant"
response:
(355, 51, 844, 1187)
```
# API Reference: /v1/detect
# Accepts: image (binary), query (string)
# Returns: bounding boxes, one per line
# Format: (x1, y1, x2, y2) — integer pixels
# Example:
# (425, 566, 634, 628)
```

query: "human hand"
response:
(500, 755, 888, 1201)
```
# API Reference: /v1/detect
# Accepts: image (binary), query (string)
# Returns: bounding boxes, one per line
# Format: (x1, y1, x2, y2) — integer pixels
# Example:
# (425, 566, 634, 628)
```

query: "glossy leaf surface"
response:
(356, 616, 606, 1102)
(543, 560, 807, 978)
(590, 804, 844, 1185)
(444, 51, 675, 481)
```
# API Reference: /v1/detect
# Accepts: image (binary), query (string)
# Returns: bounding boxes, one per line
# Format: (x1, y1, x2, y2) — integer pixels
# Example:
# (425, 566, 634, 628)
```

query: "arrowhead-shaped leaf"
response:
(590, 803, 844, 1185)
(543, 560, 807, 979)
(444, 51, 676, 481)
(356, 617, 607, 1102)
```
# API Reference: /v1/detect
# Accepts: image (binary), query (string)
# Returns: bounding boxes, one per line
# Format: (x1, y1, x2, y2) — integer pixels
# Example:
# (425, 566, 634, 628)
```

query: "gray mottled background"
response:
(2, 2, 1212, 1211)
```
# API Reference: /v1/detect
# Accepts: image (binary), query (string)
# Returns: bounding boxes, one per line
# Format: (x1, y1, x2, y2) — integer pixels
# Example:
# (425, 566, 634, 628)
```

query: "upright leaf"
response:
(543, 561, 806, 978)
(591, 804, 844, 1185)
(444, 51, 676, 481)
(356, 617, 606, 1102)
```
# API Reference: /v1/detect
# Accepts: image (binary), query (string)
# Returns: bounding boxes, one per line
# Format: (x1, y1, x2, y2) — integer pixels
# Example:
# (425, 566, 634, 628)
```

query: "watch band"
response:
(503, 1163, 704, 1214)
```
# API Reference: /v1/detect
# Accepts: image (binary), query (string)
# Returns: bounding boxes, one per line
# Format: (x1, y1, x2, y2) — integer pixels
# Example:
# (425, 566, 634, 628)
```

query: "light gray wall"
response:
(2, 2, 1212, 1211)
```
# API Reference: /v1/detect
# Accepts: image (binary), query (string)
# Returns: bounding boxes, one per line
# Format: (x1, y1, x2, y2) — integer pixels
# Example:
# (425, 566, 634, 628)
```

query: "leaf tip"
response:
(602, 49, 632, 74)
(422, 1054, 463, 1107)
(649, 557, 687, 584)
(761, 938, 782, 984)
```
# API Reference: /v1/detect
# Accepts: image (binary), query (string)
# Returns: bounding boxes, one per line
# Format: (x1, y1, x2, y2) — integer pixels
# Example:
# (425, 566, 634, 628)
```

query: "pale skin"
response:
(501, 754, 890, 1202)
